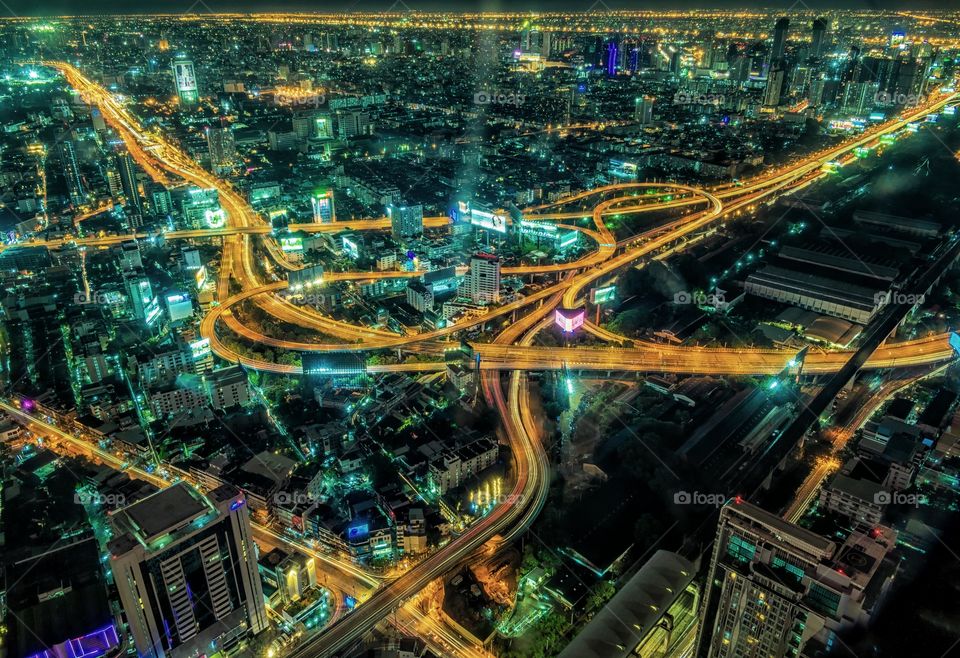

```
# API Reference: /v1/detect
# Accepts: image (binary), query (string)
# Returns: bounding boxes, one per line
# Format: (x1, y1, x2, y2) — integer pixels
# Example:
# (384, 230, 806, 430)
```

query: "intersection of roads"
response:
(32, 61, 960, 656)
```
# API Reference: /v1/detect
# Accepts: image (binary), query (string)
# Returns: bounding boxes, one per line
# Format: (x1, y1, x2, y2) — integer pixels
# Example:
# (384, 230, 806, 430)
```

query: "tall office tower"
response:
(311, 189, 336, 223)
(811, 18, 828, 59)
(771, 17, 790, 62)
(808, 76, 826, 107)
(59, 140, 85, 206)
(520, 27, 538, 52)
(634, 95, 654, 125)
(763, 65, 786, 108)
(606, 40, 618, 76)
(206, 120, 236, 174)
(540, 31, 552, 58)
(109, 484, 267, 658)
(150, 183, 172, 215)
(172, 59, 199, 104)
(116, 152, 142, 213)
(669, 49, 681, 75)
(124, 275, 159, 324)
(389, 203, 424, 240)
(105, 166, 123, 197)
(696, 500, 898, 658)
(462, 253, 501, 304)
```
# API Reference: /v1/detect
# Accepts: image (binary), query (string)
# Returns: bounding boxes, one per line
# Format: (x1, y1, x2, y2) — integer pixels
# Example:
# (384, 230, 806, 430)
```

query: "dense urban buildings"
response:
(2, 7, 960, 658)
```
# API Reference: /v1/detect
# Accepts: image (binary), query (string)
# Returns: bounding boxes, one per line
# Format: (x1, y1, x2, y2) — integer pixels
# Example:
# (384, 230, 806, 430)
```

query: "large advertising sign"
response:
(555, 307, 585, 333)
(471, 208, 507, 233)
(173, 61, 197, 92)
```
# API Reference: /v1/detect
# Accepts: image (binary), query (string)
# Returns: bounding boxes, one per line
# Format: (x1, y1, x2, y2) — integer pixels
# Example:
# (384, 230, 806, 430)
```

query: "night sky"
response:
(3, 0, 960, 18)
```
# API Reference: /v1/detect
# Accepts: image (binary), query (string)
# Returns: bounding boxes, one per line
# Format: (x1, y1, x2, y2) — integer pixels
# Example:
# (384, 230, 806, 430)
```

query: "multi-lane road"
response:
(40, 60, 960, 657)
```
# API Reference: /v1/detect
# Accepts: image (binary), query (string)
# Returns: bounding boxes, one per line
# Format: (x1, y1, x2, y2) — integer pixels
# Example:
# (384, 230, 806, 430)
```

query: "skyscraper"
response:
(116, 152, 142, 213)
(771, 17, 790, 62)
(124, 274, 160, 324)
(206, 120, 236, 174)
(696, 500, 898, 658)
(811, 18, 828, 59)
(59, 140, 85, 206)
(462, 253, 501, 304)
(108, 483, 267, 658)
(764, 65, 786, 108)
(634, 95, 655, 125)
(389, 203, 424, 240)
(606, 40, 618, 76)
(172, 59, 199, 104)
(311, 189, 336, 223)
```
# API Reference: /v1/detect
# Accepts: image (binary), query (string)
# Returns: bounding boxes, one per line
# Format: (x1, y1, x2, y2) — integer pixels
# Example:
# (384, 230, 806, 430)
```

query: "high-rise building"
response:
(124, 275, 160, 325)
(150, 183, 172, 215)
(172, 59, 199, 104)
(771, 17, 790, 62)
(109, 483, 267, 658)
(105, 166, 123, 197)
(389, 203, 424, 240)
(116, 152, 143, 213)
(606, 40, 619, 76)
(696, 500, 898, 658)
(462, 253, 501, 304)
(336, 110, 372, 138)
(811, 18, 828, 58)
(59, 140, 85, 206)
(311, 189, 336, 223)
(206, 120, 236, 174)
(634, 95, 655, 125)
(764, 65, 786, 107)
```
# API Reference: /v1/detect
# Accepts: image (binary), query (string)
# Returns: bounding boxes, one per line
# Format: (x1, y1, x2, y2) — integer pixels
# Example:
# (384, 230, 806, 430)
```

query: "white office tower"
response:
(462, 253, 501, 304)
(696, 500, 898, 658)
(108, 483, 267, 658)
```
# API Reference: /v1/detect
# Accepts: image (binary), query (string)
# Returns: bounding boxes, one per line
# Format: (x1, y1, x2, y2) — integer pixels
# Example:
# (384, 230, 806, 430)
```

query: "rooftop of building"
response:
(108, 482, 216, 556)
(556, 550, 695, 658)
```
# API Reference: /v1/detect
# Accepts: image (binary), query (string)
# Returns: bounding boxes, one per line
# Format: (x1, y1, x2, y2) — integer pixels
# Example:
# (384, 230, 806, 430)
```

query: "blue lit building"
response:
(108, 483, 267, 658)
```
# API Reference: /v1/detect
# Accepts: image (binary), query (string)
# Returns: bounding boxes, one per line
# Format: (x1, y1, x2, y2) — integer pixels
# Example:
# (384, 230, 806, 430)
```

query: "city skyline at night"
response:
(1, 6, 960, 658)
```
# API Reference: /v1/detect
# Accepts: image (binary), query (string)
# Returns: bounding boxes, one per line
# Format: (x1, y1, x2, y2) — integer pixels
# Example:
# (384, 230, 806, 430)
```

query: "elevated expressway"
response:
(47, 60, 960, 657)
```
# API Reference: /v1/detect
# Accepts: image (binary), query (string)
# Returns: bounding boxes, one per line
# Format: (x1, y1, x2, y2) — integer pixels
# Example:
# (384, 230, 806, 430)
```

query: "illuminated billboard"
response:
(280, 236, 304, 252)
(470, 208, 508, 233)
(203, 208, 226, 229)
(190, 338, 212, 359)
(590, 285, 617, 304)
(194, 265, 208, 290)
(555, 307, 585, 333)
(173, 61, 197, 92)
(519, 220, 557, 239)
